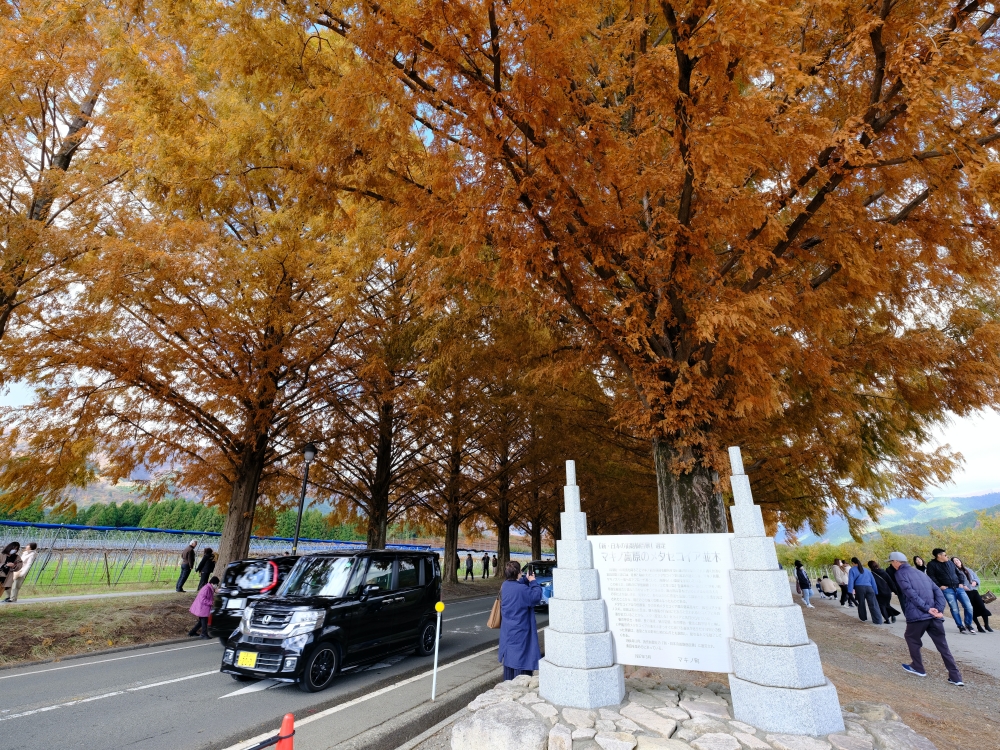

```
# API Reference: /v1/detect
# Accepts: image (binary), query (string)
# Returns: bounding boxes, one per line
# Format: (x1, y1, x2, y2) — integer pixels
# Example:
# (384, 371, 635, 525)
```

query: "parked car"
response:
(208, 555, 299, 644)
(525, 560, 555, 607)
(220, 550, 442, 692)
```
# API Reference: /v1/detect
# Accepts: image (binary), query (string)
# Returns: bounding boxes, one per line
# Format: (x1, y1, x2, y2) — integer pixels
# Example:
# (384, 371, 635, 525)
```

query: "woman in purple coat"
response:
(498, 561, 542, 680)
(188, 575, 219, 638)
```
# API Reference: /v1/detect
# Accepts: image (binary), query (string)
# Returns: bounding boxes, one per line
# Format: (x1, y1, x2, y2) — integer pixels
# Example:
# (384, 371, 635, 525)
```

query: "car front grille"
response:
(250, 610, 292, 629)
(245, 636, 283, 646)
(254, 653, 283, 672)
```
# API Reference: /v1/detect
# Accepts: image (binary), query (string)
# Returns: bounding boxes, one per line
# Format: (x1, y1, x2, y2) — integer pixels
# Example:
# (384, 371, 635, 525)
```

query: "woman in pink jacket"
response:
(188, 575, 219, 639)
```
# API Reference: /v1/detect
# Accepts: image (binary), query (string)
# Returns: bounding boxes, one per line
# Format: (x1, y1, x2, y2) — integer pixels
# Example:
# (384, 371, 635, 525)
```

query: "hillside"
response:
(874, 502, 1000, 537)
(791, 491, 1000, 544)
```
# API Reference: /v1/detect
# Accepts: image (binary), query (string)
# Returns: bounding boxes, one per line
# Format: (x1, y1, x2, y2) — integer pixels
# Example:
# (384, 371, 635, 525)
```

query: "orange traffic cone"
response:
(275, 713, 294, 750)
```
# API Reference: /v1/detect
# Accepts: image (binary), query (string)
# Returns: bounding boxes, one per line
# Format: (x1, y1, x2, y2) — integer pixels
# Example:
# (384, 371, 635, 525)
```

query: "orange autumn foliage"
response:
(306, 0, 1000, 534)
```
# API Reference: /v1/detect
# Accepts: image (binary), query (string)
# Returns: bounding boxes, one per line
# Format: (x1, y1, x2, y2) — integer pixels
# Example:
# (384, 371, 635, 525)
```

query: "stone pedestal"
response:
(538, 461, 625, 709)
(727, 446, 845, 736)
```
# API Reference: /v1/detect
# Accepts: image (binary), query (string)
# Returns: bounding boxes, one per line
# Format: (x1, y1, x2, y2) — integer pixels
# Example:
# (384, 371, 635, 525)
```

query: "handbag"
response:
(982, 590, 997, 605)
(487, 591, 502, 629)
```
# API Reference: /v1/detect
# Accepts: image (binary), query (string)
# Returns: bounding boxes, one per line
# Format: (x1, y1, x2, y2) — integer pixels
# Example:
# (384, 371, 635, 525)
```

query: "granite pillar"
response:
(538, 460, 625, 709)
(727, 446, 845, 736)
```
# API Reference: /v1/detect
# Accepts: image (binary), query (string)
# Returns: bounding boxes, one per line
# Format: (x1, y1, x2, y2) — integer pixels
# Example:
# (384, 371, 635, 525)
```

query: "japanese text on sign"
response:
(590, 533, 735, 673)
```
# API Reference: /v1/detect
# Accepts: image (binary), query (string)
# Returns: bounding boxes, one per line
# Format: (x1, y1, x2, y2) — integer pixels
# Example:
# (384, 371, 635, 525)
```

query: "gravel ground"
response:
(403, 601, 1000, 750)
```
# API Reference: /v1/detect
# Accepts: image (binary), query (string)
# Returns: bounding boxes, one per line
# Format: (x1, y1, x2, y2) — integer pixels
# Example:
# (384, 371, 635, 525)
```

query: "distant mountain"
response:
(790, 492, 1000, 545)
(873, 503, 1000, 537)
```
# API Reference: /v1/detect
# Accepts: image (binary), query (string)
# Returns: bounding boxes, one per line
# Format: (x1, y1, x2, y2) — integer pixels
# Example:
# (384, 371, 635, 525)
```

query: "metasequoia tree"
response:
(0, 4, 370, 567)
(313, 0, 1000, 534)
(315, 248, 432, 548)
(0, 0, 116, 356)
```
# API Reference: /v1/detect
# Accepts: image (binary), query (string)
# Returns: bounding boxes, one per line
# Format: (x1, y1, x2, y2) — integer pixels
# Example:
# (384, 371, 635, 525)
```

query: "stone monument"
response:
(538, 460, 625, 709)
(727, 445, 846, 735)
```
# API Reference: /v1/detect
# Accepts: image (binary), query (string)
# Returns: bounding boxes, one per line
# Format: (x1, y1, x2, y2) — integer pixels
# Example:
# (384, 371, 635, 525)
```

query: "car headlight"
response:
(287, 609, 325, 636)
(239, 606, 254, 634)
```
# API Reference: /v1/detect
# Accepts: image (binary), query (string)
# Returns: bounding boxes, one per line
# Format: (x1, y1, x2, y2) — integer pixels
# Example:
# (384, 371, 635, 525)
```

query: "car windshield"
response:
(531, 562, 555, 577)
(225, 560, 275, 590)
(277, 556, 359, 598)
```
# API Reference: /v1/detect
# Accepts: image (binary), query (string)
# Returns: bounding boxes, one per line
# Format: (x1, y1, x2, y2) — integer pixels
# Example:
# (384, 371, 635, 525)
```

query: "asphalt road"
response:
(0, 595, 545, 750)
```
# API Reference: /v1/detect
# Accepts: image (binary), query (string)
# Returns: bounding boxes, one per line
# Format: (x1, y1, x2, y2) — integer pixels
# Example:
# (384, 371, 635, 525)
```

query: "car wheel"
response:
(298, 644, 339, 693)
(414, 621, 437, 656)
(219, 637, 229, 647)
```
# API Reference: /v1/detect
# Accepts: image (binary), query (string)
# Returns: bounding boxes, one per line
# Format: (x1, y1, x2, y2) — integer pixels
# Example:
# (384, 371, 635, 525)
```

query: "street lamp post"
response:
(291, 442, 318, 556)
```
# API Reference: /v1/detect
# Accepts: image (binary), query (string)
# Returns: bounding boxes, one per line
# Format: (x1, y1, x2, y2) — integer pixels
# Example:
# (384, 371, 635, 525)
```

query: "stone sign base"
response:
(449, 672, 938, 750)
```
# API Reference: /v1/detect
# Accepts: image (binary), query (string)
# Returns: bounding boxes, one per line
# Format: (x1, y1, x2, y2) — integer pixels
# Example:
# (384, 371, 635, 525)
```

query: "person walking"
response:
(833, 559, 857, 607)
(926, 548, 975, 634)
(465, 552, 474, 581)
(0, 542, 22, 599)
(794, 560, 814, 608)
(848, 557, 883, 624)
(868, 560, 900, 624)
(492, 554, 499, 576)
(176, 540, 198, 593)
(912, 555, 927, 573)
(885, 556, 907, 613)
(195, 547, 216, 590)
(953, 556, 992, 633)
(890, 552, 964, 685)
(498, 560, 542, 680)
(482, 552, 491, 579)
(188, 575, 220, 638)
(3, 542, 37, 603)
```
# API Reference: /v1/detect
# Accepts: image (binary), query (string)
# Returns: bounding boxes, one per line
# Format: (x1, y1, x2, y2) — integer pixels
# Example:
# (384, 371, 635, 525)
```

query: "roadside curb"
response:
(0, 636, 197, 672)
(206, 639, 501, 750)
(390, 707, 467, 750)
(330, 668, 500, 750)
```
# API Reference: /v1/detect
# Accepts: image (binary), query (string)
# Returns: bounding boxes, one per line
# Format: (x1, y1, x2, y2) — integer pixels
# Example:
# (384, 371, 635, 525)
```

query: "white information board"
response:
(590, 533, 735, 673)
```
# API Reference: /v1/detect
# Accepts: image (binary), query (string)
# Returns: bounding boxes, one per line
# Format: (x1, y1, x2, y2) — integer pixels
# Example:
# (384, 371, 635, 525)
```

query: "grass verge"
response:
(0, 593, 196, 667)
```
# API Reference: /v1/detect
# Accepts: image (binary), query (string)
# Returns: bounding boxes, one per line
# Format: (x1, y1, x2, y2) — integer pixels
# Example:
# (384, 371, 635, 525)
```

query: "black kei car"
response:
(208, 555, 299, 644)
(220, 550, 442, 692)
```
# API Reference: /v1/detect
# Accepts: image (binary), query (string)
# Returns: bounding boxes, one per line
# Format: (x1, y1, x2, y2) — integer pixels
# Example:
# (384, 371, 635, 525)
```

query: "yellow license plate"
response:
(236, 651, 258, 668)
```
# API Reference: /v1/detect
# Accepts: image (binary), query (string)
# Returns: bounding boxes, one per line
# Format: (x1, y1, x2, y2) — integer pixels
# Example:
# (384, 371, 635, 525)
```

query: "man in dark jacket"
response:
(465, 553, 474, 581)
(925, 547, 975, 634)
(890, 552, 963, 685)
(176, 540, 197, 592)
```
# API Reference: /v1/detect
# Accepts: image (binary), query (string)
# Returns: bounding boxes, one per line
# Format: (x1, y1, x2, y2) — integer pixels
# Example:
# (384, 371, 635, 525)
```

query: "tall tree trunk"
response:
(496, 474, 511, 570)
(217, 435, 269, 570)
(367, 398, 394, 549)
(653, 437, 727, 534)
(529, 514, 543, 560)
(441, 444, 463, 584)
(443, 506, 461, 584)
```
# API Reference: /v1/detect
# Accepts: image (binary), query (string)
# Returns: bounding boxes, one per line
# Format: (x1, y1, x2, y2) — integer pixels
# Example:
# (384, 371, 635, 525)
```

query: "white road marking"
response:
(0, 670, 218, 723)
(220, 646, 500, 750)
(0, 641, 217, 681)
(443, 609, 490, 622)
(219, 678, 286, 699)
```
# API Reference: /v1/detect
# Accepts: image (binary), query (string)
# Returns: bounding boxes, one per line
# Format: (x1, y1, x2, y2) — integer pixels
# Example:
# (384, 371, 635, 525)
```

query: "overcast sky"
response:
(2, 381, 998, 498)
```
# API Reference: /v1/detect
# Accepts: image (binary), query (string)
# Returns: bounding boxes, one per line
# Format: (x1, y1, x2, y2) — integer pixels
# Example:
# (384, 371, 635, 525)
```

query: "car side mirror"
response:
(361, 584, 381, 599)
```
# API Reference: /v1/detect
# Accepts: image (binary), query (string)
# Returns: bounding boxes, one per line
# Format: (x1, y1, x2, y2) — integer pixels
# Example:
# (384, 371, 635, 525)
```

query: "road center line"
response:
(0, 641, 218, 681)
(0, 670, 218, 723)
(443, 609, 491, 622)
(221, 646, 501, 750)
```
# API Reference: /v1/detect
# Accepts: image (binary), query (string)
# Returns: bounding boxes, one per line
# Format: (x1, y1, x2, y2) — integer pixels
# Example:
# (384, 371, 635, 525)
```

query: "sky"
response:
(2, 382, 999, 498)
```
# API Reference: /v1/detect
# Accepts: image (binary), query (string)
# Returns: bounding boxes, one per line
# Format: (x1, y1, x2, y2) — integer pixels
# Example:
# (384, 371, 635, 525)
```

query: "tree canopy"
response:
(2, 0, 1000, 562)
